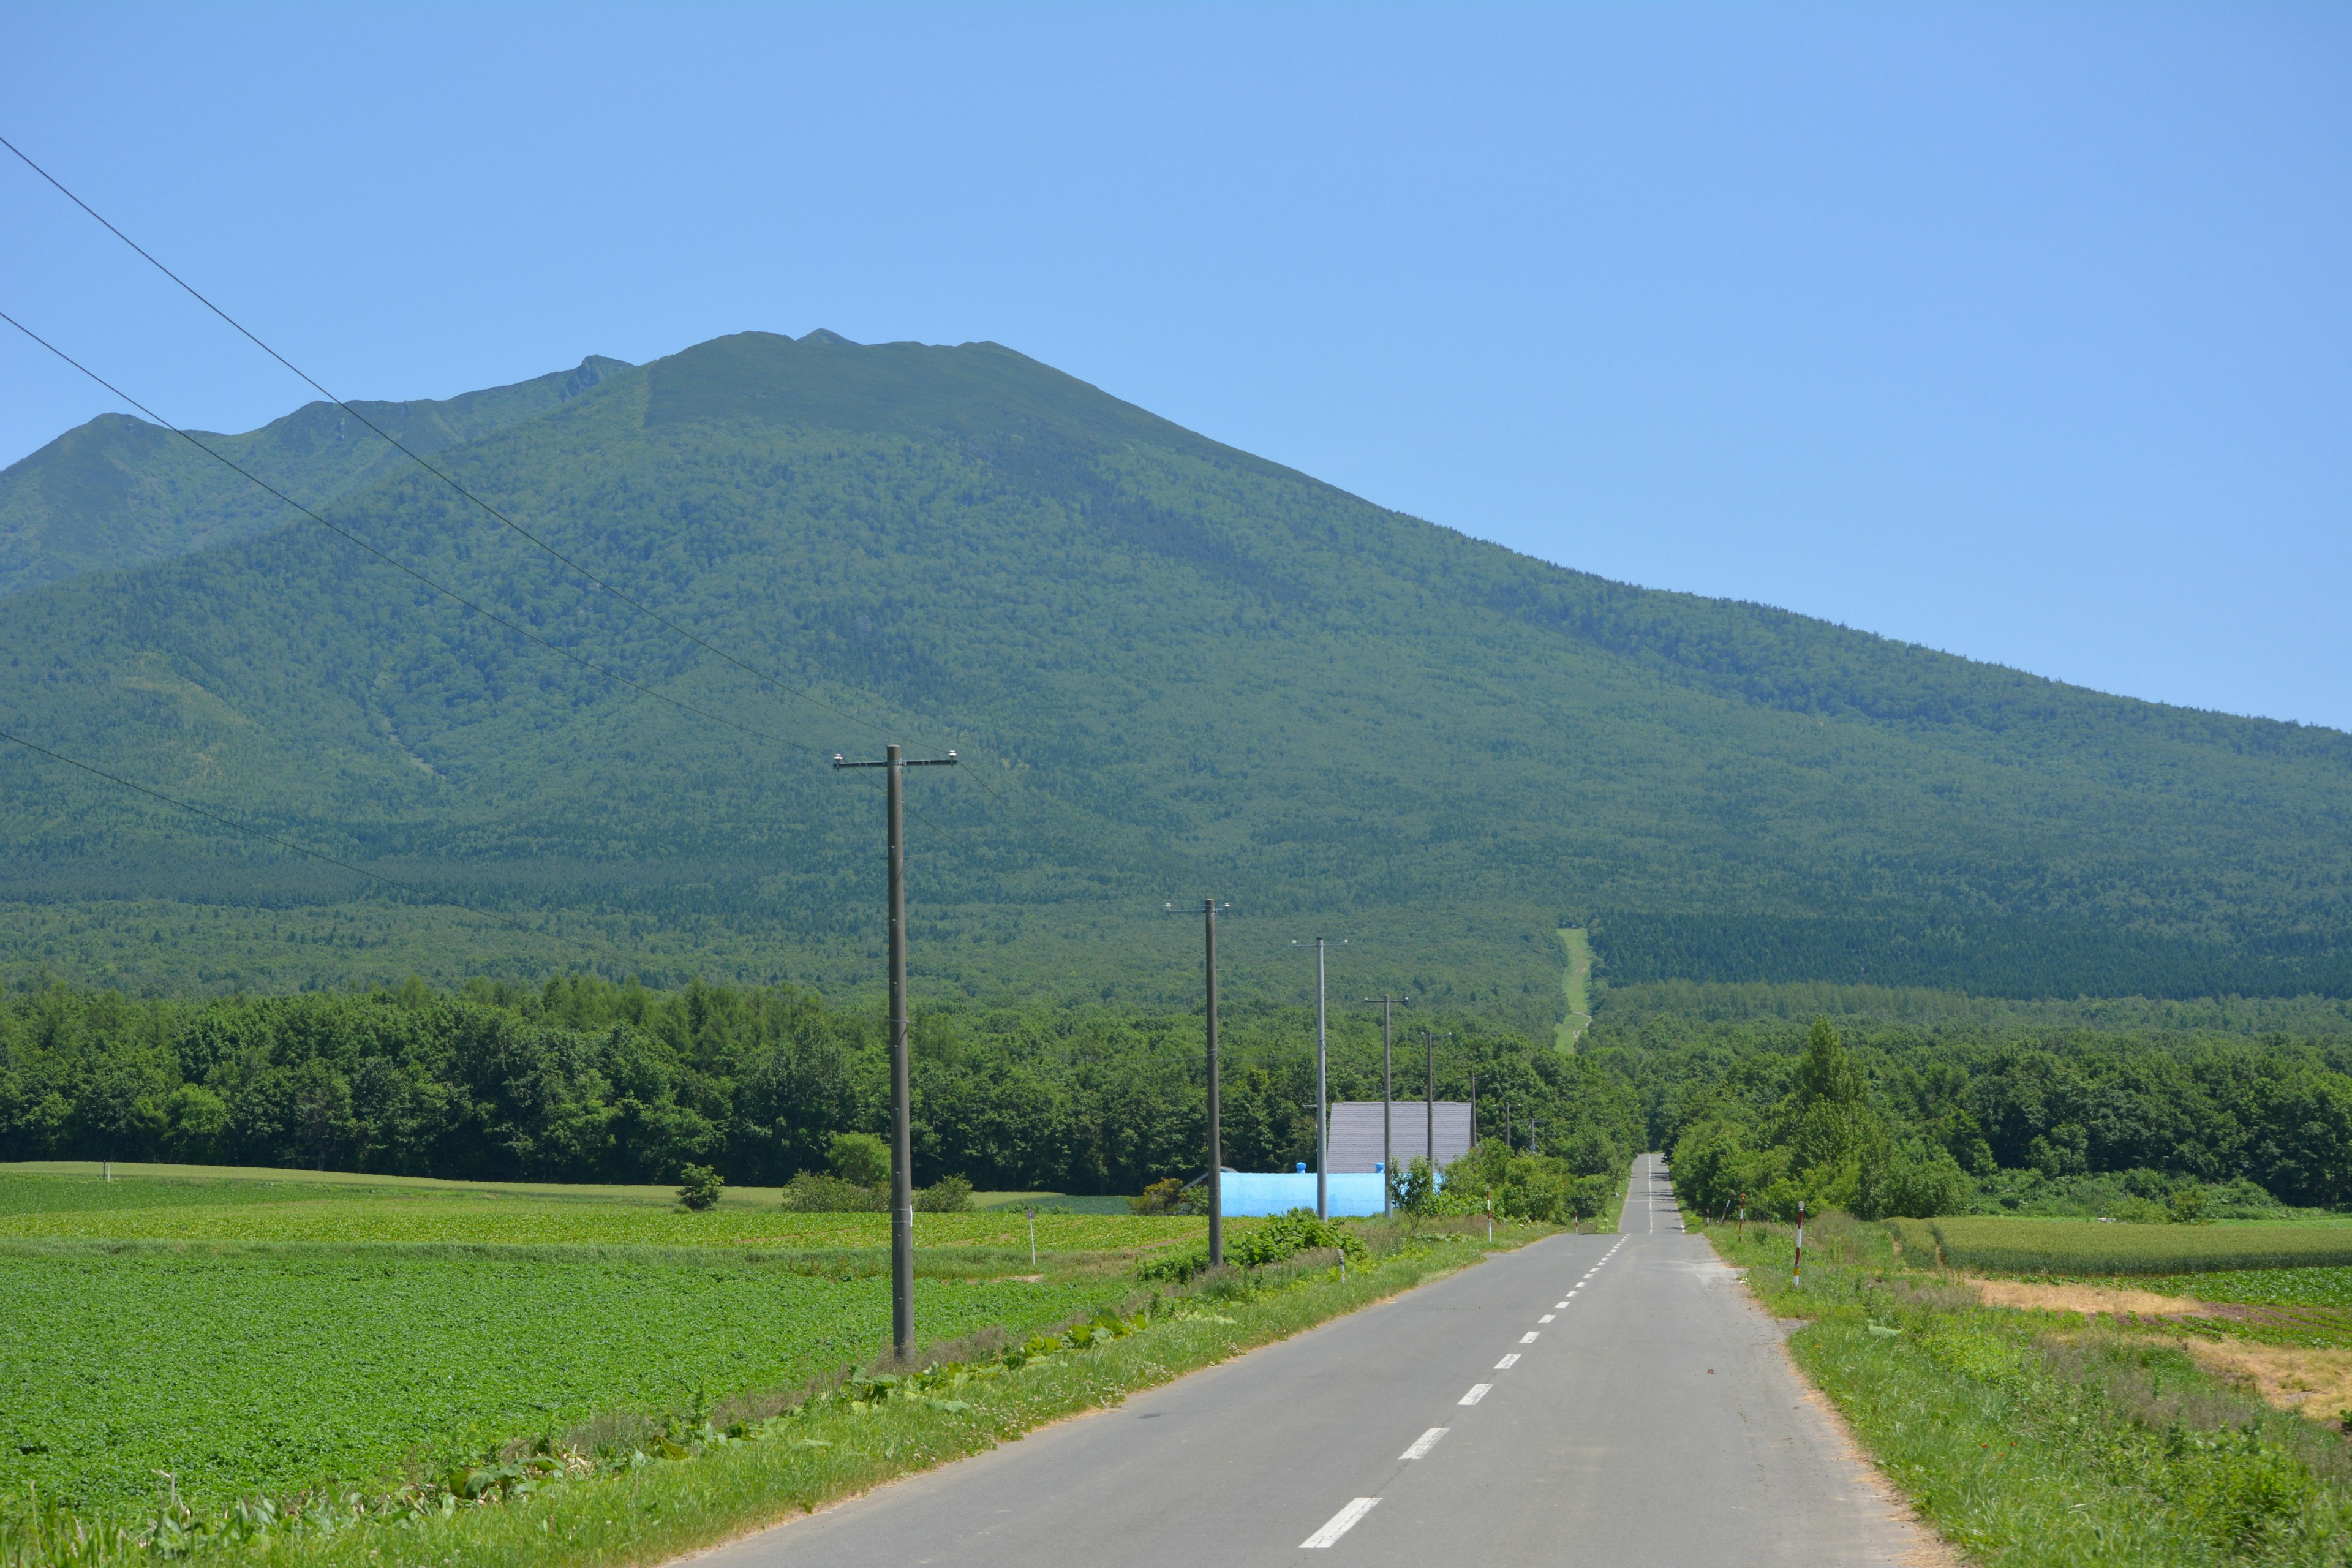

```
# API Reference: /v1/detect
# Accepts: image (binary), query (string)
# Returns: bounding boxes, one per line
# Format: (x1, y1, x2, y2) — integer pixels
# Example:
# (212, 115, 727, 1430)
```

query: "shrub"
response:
(828, 1132, 891, 1188)
(676, 1164, 725, 1212)
(1228, 1208, 1365, 1268)
(1131, 1177, 1185, 1216)
(915, 1175, 974, 1213)
(779, 1171, 888, 1212)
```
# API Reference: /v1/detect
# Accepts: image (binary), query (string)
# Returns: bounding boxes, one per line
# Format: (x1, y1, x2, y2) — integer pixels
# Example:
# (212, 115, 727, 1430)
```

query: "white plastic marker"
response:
(1539, 1314, 1556, 1323)
(1520, 1330, 1540, 1343)
(1302, 1498, 1381, 1548)
(1399, 1427, 1449, 1460)
(1494, 1353, 1520, 1370)
(1460, 1383, 1492, 1405)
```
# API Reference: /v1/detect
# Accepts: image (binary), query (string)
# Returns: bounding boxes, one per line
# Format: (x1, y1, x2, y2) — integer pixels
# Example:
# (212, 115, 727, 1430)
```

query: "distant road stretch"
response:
(698, 1153, 1939, 1567)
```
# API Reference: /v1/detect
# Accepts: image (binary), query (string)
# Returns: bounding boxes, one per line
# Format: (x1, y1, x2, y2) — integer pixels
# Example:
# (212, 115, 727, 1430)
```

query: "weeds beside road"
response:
(1706, 1213, 2352, 1566)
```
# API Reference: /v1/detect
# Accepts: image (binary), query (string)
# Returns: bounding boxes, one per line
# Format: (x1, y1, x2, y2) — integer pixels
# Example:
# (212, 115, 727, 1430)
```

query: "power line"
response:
(9, 310, 1002, 882)
(0, 132, 995, 782)
(1, 308, 823, 759)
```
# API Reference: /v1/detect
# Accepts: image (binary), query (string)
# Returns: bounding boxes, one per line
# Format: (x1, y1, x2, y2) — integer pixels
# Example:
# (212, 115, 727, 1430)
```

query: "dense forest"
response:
(0, 974, 1640, 1194)
(2, 330, 2345, 1008)
(15, 967, 2352, 1225)
(1594, 1005, 2352, 1220)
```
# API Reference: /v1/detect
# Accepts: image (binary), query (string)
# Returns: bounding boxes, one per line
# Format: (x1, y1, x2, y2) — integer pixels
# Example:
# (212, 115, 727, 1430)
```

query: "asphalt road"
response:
(695, 1154, 1937, 1567)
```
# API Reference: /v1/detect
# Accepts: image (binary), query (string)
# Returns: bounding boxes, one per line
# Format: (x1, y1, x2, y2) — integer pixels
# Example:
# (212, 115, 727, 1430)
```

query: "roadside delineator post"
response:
(1026, 1205, 1037, 1269)
(1793, 1199, 1806, 1286)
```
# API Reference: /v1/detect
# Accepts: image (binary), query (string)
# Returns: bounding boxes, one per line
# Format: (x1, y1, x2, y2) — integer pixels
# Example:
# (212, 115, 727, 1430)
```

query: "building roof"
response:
(1326, 1101, 1472, 1174)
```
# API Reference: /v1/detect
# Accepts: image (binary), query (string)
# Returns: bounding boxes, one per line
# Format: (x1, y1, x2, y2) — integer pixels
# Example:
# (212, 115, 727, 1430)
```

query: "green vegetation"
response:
(1708, 1213, 2352, 1566)
(1555, 927, 1592, 1048)
(0, 976, 1638, 1193)
(1899, 1218, 2352, 1277)
(1619, 1006, 2352, 1221)
(0, 359, 626, 600)
(1, 330, 2345, 1006)
(0, 1237, 1125, 1515)
(0, 1165, 1548, 1567)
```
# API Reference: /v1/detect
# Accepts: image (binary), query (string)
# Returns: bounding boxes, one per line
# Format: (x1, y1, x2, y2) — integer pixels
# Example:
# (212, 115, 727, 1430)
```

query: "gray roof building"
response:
(1326, 1101, 1473, 1174)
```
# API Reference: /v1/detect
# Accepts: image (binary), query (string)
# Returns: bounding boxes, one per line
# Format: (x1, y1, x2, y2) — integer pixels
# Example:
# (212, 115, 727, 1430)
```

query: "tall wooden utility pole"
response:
(833, 743, 957, 1362)
(1172, 899, 1229, 1266)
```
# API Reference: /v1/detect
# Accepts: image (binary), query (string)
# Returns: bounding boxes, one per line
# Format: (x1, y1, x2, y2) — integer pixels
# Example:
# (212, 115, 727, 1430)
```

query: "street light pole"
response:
(833, 743, 958, 1363)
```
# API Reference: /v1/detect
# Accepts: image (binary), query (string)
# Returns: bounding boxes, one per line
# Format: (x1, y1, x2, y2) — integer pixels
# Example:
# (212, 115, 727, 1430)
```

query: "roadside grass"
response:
(1704, 1214, 2352, 1565)
(1896, 1216, 2352, 1276)
(0, 1216, 1554, 1568)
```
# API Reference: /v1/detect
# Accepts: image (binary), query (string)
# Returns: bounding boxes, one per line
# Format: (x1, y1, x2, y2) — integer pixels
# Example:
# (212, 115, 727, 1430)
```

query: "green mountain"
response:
(0, 356, 628, 597)
(0, 330, 2344, 1014)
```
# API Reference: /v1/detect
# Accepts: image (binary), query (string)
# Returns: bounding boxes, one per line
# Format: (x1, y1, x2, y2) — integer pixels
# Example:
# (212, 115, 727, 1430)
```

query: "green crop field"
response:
(0, 1172, 1205, 1522)
(1904, 1216, 2352, 1276)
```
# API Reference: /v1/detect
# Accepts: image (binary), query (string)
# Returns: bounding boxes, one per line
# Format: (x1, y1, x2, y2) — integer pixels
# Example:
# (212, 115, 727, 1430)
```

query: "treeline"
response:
(1593, 1008, 2352, 1219)
(0, 974, 1641, 1193)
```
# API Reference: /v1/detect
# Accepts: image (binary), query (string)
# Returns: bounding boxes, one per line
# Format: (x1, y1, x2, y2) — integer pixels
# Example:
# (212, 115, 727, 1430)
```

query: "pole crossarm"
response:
(833, 752, 960, 769)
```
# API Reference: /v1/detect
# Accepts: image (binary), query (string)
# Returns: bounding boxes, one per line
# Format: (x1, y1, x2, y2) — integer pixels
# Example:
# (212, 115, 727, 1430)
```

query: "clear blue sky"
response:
(4, 4, 2345, 729)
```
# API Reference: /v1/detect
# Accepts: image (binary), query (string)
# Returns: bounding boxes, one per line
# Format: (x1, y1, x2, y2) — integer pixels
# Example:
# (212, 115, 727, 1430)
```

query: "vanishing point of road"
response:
(695, 1153, 1941, 1567)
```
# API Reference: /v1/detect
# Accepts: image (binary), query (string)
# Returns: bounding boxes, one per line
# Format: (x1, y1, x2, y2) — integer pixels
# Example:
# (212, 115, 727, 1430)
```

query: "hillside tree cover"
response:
(0, 331, 2344, 1009)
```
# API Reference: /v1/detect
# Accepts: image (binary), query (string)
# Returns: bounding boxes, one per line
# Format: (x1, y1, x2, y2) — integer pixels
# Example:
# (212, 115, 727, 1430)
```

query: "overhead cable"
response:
(1, 308, 820, 758)
(1, 132, 981, 772)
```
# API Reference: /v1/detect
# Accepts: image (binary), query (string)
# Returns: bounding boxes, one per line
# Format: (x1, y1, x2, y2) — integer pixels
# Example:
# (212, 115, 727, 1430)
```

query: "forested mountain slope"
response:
(0, 330, 2343, 1009)
(0, 355, 627, 597)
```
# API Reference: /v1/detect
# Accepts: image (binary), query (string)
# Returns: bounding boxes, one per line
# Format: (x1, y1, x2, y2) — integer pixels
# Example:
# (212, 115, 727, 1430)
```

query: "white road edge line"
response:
(1399, 1427, 1449, 1460)
(1460, 1383, 1493, 1405)
(1302, 1497, 1381, 1548)
(1494, 1353, 1520, 1370)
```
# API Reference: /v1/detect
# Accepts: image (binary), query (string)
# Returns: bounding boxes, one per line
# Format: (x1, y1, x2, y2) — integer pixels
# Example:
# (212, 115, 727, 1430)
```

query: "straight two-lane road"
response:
(696, 1155, 1937, 1566)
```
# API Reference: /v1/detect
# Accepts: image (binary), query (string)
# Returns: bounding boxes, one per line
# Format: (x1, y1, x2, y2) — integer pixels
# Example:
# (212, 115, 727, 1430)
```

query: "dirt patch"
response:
(2170, 1339, 2352, 1424)
(1966, 1275, 2206, 1318)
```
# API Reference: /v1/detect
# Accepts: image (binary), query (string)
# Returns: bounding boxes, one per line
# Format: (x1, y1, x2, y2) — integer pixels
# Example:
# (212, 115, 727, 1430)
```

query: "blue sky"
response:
(4, 3, 2346, 729)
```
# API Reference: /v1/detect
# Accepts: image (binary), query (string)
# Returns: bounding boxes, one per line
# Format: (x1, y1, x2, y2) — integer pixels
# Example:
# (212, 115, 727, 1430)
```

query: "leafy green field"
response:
(1910, 1216, 2352, 1275)
(0, 1172, 1198, 1521)
(0, 1190, 1194, 1251)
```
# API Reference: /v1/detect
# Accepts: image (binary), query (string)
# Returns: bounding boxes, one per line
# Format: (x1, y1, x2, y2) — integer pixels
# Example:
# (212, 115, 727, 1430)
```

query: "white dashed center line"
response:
(1539, 1314, 1556, 1323)
(1302, 1498, 1381, 1548)
(1555, 1302, 1569, 1310)
(1494, 1353, 1520, 1370)
(1460, 1383, 1493, 1405)
(1398, 1427, 1449, 1460)
(1520, 1330, 1540, 1343)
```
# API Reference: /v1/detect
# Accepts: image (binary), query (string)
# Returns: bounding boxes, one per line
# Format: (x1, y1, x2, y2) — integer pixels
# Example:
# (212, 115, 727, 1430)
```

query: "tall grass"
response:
(1714, 1215, 2352, 1564)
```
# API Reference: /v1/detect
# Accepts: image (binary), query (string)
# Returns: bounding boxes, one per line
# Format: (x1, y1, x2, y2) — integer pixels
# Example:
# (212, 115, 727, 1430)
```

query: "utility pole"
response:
(1169, 900, 1229, 1267)
(1315, 938, 1329, 1221)
(1360, 995, 1409, 1215)
(833, 743, 957, 1363)
(1294, 938, 1344, 1221)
